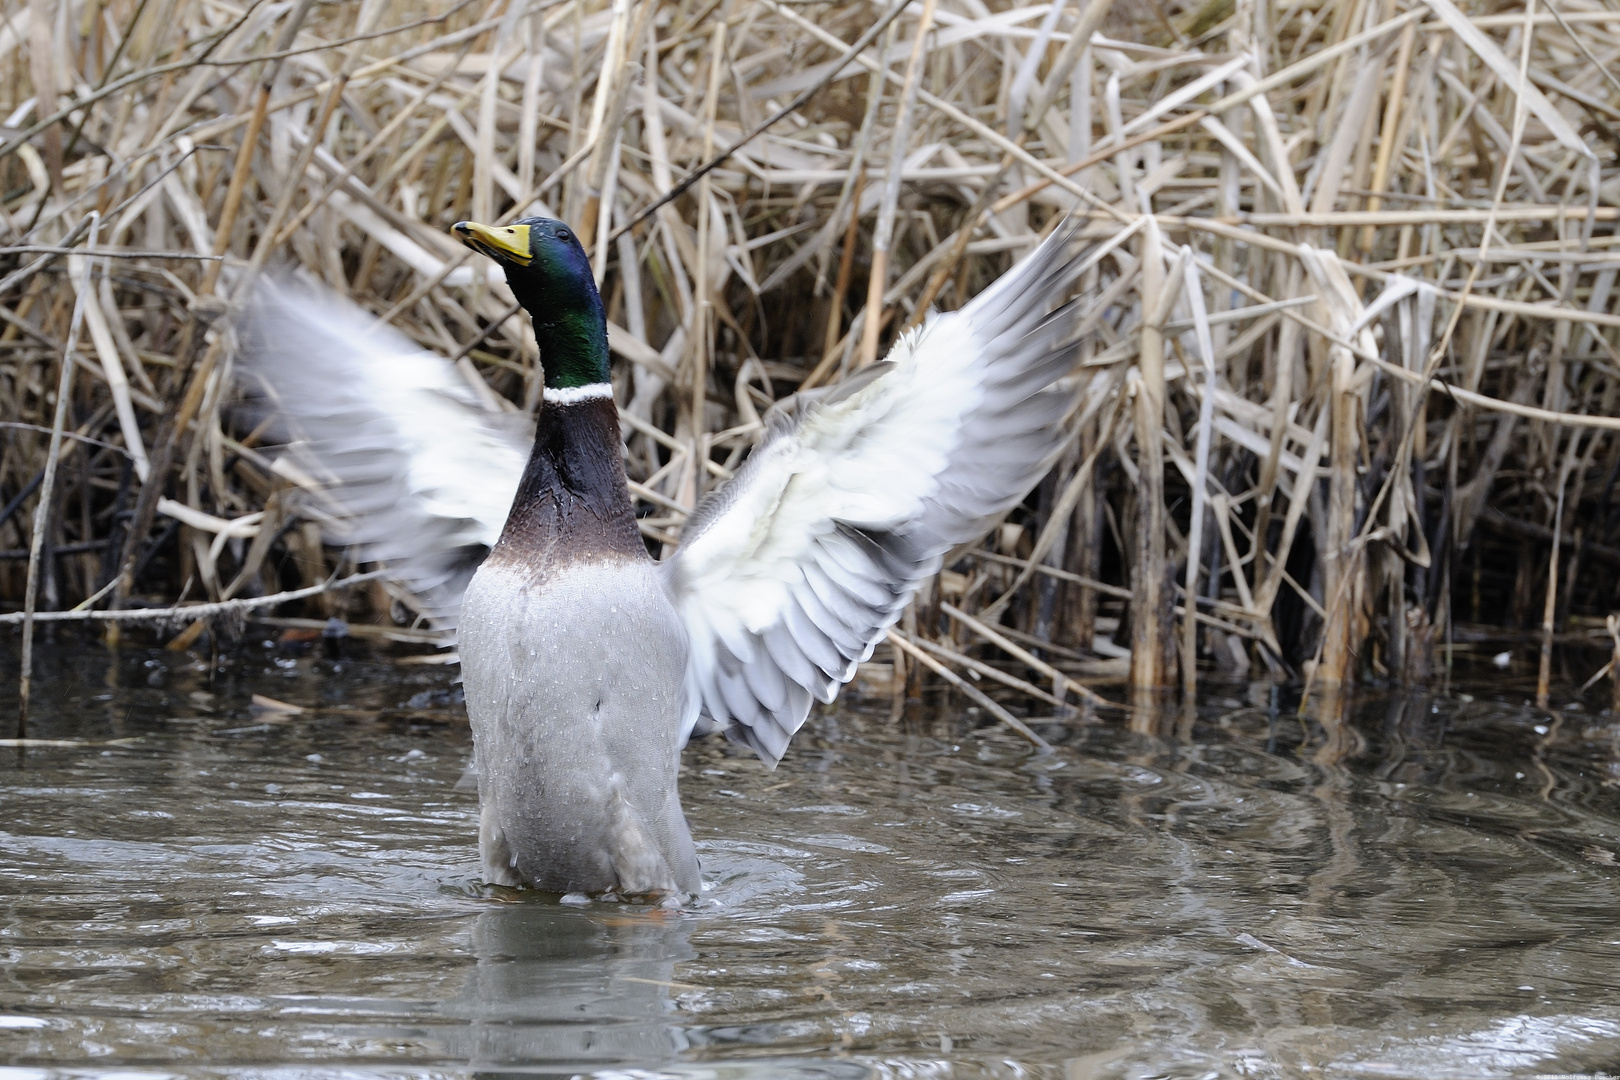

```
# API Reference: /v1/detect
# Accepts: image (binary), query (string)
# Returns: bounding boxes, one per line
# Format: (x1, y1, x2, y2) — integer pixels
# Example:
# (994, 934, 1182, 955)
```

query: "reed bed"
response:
(3, 0, 1620, 728)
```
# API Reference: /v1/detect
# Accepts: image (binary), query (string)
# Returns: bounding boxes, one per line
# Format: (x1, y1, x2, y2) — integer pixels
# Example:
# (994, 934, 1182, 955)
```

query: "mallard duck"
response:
(244, 215, 1091, 897)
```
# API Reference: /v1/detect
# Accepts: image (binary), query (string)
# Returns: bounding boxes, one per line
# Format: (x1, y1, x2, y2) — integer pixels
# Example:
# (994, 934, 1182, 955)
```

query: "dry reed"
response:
(4, 0, 1620, 734)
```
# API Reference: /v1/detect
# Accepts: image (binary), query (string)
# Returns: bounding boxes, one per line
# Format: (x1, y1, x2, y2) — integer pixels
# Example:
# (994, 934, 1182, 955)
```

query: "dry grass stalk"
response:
(2, 0, 1619, 729)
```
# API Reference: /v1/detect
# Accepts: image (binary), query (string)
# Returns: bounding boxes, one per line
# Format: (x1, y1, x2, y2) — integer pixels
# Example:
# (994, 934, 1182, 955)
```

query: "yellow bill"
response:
(452, 221, 532, 265)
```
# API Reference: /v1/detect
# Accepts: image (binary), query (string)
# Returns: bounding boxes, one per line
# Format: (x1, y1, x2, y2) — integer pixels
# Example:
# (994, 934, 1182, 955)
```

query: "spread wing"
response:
(662, 220, 1095, 765)
(238, 278, 529, 626)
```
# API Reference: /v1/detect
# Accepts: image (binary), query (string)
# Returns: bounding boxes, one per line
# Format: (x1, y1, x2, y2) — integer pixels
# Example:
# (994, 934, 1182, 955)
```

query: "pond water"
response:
(3, 638, 1620, 1079)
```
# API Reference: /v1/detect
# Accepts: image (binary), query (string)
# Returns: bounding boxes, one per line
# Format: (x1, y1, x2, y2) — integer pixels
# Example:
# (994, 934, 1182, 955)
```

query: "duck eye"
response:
(555, 228, 572, 243)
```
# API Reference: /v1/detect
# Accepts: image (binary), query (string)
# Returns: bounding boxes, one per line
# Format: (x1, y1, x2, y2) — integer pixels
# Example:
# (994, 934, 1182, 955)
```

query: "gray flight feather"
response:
(664, 219, 1100, 765)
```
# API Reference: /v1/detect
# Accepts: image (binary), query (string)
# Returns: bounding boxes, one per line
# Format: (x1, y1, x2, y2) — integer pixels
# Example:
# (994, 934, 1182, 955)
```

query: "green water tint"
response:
(3, 642, 1620, 1078)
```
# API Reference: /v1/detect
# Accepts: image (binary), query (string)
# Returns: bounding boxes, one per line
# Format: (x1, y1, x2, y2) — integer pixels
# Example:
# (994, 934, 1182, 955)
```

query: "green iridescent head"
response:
(452, 216, 608, 390)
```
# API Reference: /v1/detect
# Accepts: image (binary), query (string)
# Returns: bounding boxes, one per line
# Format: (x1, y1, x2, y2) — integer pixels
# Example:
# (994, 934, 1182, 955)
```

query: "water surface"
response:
(3, 640, 1620, 1078)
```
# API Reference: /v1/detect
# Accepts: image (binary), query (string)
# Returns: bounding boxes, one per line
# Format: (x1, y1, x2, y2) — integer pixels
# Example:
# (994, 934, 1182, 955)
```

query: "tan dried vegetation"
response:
(2, 0, 1619, 730)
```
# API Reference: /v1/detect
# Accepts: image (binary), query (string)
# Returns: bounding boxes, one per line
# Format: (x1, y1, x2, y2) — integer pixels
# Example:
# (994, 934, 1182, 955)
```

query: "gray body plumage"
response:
(460, 558, 699, 895)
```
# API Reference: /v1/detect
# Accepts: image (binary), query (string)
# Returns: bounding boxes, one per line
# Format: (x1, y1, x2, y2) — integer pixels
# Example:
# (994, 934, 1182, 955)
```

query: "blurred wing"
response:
(239, 278, 529, 626)
(663, 221, 1092, 765)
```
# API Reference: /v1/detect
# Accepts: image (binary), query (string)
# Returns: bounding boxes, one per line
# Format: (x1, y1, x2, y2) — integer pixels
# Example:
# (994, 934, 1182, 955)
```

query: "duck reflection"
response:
(440, 899, 697, 1076)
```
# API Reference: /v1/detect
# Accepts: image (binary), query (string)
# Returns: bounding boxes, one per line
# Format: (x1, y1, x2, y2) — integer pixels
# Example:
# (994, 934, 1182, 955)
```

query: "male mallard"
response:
(244, 215, 1091, 897)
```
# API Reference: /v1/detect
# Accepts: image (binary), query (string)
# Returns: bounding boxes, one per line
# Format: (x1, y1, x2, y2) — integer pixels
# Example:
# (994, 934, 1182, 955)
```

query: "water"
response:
(3, 639, 1620, 1078)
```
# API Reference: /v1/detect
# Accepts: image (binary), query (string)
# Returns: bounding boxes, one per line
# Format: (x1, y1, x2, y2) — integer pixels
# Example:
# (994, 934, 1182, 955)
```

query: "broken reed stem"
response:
(1130, 215, 1174, 696)
(941, 602, 1108, 708)
(0, 570, 389, 625)
(1360, 20, 1417, 253)
(1318, 333, 1362, 689)
(19, 217, 98, 733)
(908, 631, 1068, 708)
(887, 629, 1053, 752)
(202, 0, 318, 297)
(1539, 437, 1580, 708)
(1180, 254, 1217, 701)
(0, 247, 221, 260)
(859, 0, 937, 370)
(824, 170, 865, 362)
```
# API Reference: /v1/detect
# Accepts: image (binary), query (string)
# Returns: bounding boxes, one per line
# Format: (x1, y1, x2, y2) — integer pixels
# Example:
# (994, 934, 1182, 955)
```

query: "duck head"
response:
(452, 216, 609, 390)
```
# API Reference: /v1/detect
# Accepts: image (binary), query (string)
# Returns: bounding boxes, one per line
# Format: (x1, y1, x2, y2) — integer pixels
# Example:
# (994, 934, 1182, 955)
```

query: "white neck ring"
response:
(542, 382, 613, 405)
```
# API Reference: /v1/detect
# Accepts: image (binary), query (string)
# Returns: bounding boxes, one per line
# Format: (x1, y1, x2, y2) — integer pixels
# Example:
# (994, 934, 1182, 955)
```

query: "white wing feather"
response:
(239, 279, 529, 625)
(664, 221, 1094, 764)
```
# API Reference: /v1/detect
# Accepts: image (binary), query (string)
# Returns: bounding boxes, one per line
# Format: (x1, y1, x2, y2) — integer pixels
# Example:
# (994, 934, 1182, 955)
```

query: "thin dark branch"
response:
(610, 0, 915, 243)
